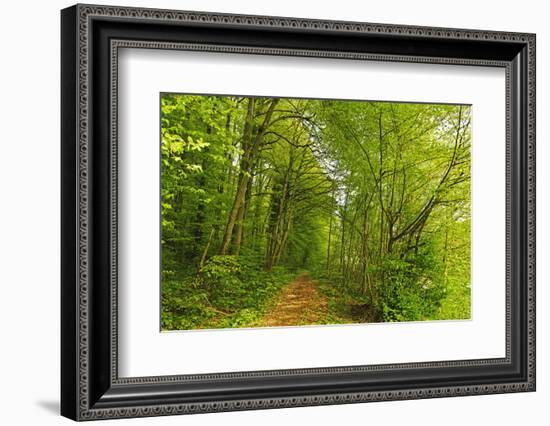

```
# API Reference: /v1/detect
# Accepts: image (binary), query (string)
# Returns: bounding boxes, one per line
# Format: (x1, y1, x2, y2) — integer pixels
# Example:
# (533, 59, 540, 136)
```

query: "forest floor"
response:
(259, 273, 330, 327)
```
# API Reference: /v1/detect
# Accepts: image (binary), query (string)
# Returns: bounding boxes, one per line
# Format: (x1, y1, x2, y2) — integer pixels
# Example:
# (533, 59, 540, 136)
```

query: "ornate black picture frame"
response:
(61, 4, 536, 421)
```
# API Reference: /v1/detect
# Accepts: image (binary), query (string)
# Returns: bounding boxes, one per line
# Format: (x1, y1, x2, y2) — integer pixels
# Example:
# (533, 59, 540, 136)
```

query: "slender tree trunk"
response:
(219, 98, 255, 255)
(361, 208, 370, 294)
(219, 98, 279, 255)
(326, 199, 333, 276)
(233, 162, 255, 254)
(251, 172, 269, 251)
(198, 227, 215, 270)
(266, 146, 294, 269)
(443, 226, 449, 282)
(220, 173, 250, 255)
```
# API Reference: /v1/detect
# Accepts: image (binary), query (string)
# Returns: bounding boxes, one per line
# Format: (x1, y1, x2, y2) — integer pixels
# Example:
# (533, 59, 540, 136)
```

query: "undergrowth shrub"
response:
(161, 255, 293, 330)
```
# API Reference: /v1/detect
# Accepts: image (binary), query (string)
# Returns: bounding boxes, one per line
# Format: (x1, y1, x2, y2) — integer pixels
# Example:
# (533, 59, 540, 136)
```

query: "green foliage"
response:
(375, 245, 446, 322)
(198, 255, 243, 302)
(161, 255, 292, 330)
(161, 278, 213, 330)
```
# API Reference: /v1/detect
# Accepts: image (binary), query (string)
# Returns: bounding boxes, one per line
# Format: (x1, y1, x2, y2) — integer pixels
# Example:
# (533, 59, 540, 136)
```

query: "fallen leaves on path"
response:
(259, 273, 328, 327)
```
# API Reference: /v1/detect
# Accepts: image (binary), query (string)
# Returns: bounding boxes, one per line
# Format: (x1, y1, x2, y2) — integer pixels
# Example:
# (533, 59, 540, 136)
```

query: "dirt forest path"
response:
(259, 273, 328, 327)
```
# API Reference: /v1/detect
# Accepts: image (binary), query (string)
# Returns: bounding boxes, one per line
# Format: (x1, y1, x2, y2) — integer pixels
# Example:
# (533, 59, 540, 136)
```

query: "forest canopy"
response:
(160, 94, 471, 331)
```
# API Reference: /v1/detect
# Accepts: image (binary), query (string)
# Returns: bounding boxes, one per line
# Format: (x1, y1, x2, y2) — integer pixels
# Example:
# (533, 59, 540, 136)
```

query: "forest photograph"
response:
(160, 93, 471, 331)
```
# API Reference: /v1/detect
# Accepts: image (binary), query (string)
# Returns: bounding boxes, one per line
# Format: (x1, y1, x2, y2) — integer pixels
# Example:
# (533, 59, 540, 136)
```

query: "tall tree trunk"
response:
(361, 206, 376, 304)
(442, 222, 449, 285)
(232, 161, 255, 254)
(266, 145, 294, 269)
(219, 98, 256, 255)
(219, 98, 279, 255)
(220, 173, 250, 255)
(326, 198, 333, 276)
(339, 190, 349, 288)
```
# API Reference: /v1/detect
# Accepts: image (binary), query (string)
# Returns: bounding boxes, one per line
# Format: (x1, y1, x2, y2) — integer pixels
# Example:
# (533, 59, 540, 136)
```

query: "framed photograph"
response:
(61, 4, 536, 421)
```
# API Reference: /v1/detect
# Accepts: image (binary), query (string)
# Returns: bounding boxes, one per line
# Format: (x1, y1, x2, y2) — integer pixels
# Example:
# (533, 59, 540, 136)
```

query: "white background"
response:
(0, 0, 547, 425)
(119, 49, 506, 377)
